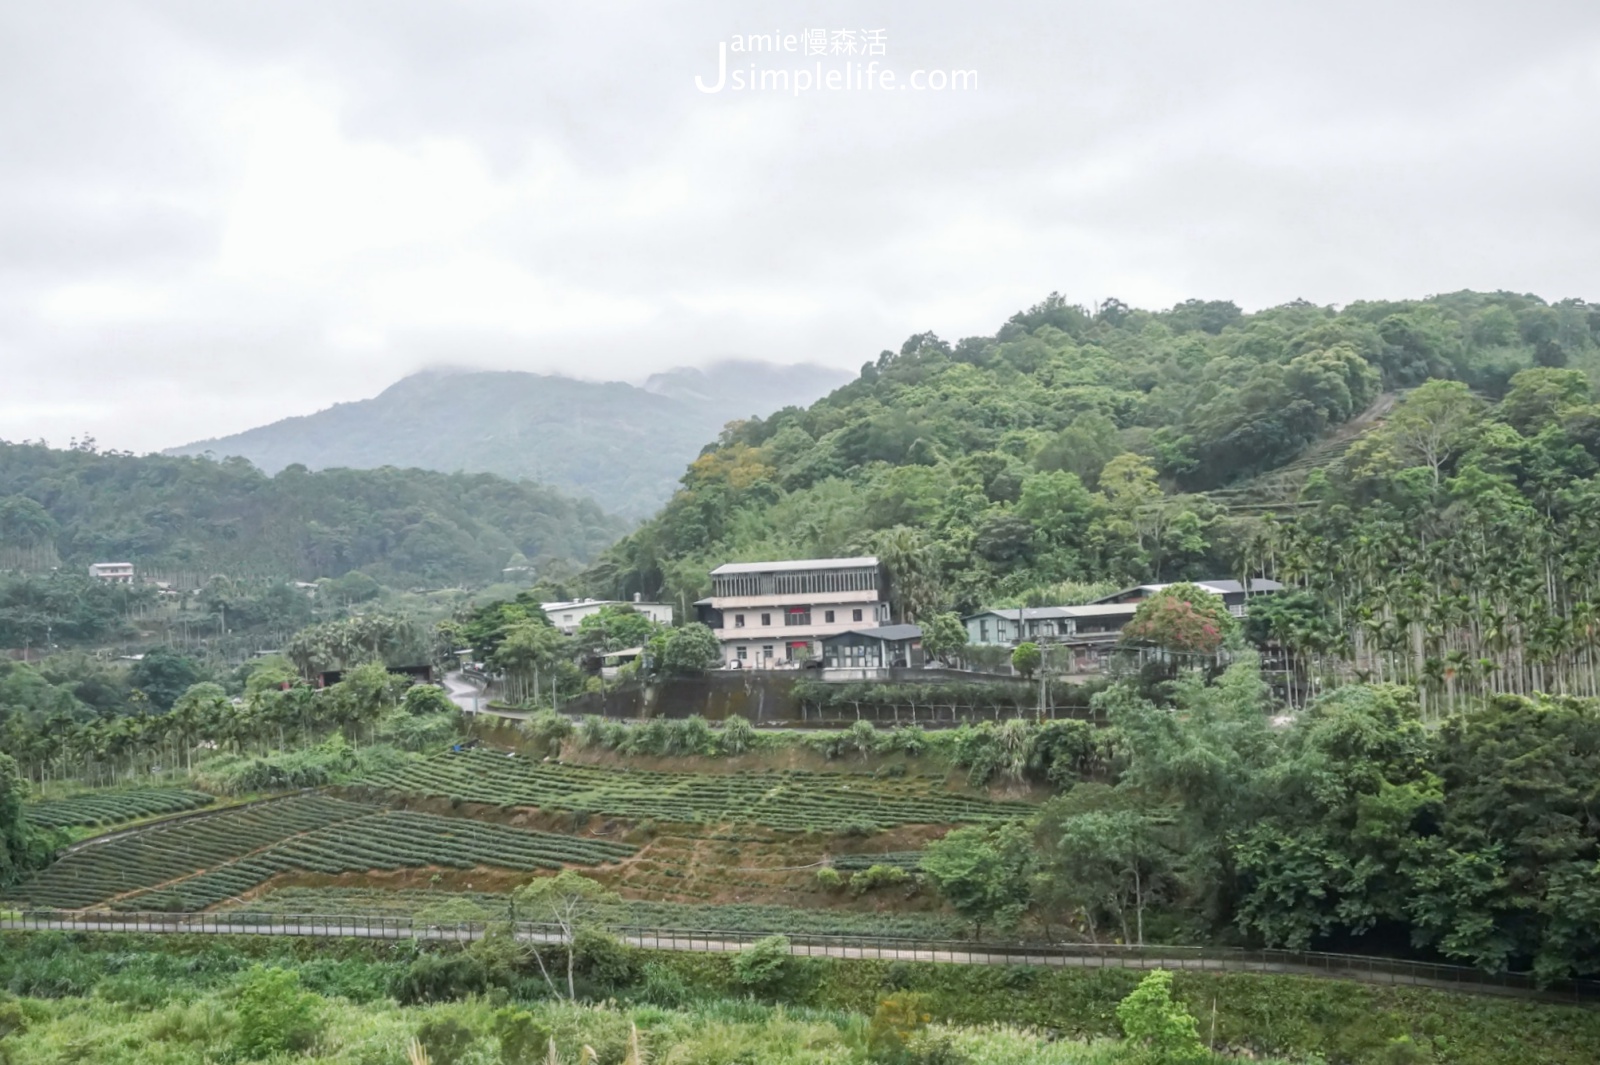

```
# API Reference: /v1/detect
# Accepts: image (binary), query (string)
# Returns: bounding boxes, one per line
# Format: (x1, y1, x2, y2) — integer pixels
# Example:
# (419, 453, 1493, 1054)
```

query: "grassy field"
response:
(357, 747, 1033, 830)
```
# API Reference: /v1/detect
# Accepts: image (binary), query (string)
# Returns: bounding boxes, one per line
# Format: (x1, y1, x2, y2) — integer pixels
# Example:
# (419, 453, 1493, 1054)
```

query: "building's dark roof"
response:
(820, 624, 922, 642)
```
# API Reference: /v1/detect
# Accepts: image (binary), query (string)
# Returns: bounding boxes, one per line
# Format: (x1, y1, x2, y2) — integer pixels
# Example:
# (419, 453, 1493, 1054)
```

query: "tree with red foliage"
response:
(1119, 584, 1233, 654)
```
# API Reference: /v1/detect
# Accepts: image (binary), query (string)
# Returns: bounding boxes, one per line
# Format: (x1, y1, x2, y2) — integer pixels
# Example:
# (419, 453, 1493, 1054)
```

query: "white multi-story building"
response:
(88, 562, 135, 584)
(698, 556, 891, 669)
(541, 597, 675, 634)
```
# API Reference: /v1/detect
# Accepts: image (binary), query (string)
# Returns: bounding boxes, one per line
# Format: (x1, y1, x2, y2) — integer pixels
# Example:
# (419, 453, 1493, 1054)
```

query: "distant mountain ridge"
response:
(165, 361, 852, 517)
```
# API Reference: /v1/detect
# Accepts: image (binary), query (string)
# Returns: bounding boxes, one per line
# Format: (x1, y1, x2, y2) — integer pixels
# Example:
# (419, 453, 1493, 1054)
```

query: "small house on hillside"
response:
(1091, 578, 1283, 616)
(542, 597, 674, 634)
(820, 624, 924, 670)
(89, 562, 135, 583)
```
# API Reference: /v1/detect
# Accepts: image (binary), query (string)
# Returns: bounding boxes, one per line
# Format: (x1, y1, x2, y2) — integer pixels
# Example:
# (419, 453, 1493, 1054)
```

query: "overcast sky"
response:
(3, 1, 1599, 453)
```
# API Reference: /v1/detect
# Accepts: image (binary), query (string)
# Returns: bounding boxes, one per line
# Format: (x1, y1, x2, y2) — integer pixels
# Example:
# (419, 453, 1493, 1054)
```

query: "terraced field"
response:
(7, 794, 636, 912)
(359, 749, 1033, 830)
(226, 886, 969, 938)
(832, 850, 925, 871)
(24, 788, 215, 830)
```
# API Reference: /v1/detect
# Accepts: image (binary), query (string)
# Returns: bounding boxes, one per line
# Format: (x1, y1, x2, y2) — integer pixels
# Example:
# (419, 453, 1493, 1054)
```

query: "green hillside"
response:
(164, 363, 852, 519)
(0, 441, 628, 588)
(587, 291, 1599, 612)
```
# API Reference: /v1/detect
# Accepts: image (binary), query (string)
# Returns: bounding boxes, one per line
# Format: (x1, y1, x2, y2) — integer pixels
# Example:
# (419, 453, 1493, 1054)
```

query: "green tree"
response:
(1355, 379, 1483, 485)
(0, 752, 39, 886)
(1011, 642, 1041, 680)
(921, 612, 968, 666)
(1119, 584, 1233, 655)
(128, 648, 202, 713)
(575, 604, 661, 655)
(920, 822, 1036, 937)
(233, 966, 324, 1059)
(1115, 970, 1207, 1064)
(510, 871, 620, 999)
(651, 622, 722, 675)
(1035, 785, 1175, 945)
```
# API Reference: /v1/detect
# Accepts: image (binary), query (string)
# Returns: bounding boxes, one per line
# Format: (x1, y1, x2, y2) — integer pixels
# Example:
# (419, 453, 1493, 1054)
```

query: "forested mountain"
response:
(0, 442, 627, 588)
(164, 362, 852, 518)
(587, 291, 1600, 628)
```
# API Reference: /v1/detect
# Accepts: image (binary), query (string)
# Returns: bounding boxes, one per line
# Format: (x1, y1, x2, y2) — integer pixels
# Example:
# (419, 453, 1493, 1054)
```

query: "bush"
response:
(93, 973, 170, 1011)
(634, 961, 694, 1008)
(416, 1017, 479, 1065)
(717, 714, 757, 756)
(232, 966, 324, 1059)
(391, 952, 493, 1004)
(573, 928, 639, 991)
(666, 715, 714, 755)
(521, 710, 574, 757)
(192, 736, 407, 795)
(491, 1007, 552, 1064)
(815, 867, 844, 890)
(731, 935, 793, 996)
(1115, 969, 1207, 1064)
(851, 864, 912, 896)
(867, 992, 933, 1063)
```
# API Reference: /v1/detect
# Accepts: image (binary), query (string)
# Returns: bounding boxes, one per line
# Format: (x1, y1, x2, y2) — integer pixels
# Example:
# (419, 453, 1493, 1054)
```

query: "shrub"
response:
(851, 864, 912, 896)
(717, 714, 757, 755)
(666, 715, 714, 755)
(1115, 969, 1207, 1064)
(731, 935, 793, 996)
(0, 998, 27, 1040)
(867, 992, 933, 1063)
(391, 952, 493, 1004)
(93, 973, 170, 1011)
(416, 1017, 479, 1065)
(635, 961, 694, 1008)
(232, 966, 325, 1059)
(521, 710, 575, 756)
(491, 1007, 552, 1064)
(815, 867, 844, 890)
(573, 929, 639, 991)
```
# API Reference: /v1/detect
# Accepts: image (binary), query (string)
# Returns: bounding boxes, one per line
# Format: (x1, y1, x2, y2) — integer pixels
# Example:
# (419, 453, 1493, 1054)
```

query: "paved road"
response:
(1, 913, 1583, 1005)
(442, 672, 488, 716)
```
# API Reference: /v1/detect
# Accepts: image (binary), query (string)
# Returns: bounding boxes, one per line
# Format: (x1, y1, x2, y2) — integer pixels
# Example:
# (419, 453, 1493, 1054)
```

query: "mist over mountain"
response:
(165, 361, 852, 517)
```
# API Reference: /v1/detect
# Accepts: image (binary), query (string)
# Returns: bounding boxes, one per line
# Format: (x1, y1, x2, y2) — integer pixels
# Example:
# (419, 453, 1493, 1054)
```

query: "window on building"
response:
(762, 645, 774, 659)
(852, 608, 863, 622)
(761, 613, 771, 626)
(736, 646, 747, 660)
(786, 608, 811, 626)
(734, 614, 745, 628)
(979, 620, 989, 641)
(824, 610, 835, 623)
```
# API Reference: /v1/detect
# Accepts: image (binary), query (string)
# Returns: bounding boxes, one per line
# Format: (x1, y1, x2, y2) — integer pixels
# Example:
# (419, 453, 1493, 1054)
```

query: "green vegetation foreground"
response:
(1, 932, 1594, 1063)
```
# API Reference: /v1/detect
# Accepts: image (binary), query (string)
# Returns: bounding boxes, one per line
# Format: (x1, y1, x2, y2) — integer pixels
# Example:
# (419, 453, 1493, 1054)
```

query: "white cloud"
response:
(0, 0, 1598, 455)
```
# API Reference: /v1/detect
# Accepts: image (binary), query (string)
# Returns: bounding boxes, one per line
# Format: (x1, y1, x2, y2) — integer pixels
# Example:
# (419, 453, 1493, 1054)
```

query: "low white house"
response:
(964, 578, 1284, 647)
(541, 597, 674, 634)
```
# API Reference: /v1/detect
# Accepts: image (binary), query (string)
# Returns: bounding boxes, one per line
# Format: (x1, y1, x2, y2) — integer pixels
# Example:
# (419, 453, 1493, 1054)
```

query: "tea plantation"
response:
(6, 794, 636, 911)
(23, 787, 215, 830)
(358, 748, 1032, 829)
